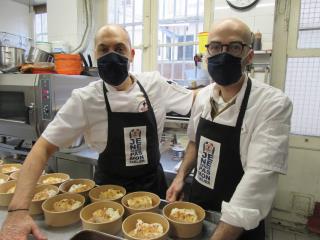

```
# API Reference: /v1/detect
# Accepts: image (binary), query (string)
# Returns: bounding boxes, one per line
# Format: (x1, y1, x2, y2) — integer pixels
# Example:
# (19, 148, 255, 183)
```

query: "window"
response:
(157, 0, 204, 81)
(108, 0, 144, 73)
(34, 4, 48, 43)
(35, 12, 48, 42)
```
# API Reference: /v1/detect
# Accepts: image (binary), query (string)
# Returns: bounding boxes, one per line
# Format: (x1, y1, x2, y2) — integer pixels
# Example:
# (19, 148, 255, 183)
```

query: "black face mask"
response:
(207, 53, 243, 86)
(97, 52, 129, 86)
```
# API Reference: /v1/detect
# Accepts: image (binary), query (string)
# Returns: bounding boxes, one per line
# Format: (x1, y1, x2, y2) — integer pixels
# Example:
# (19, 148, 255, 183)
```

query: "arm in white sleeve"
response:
(221, 94, 293, 230)
(41, 89, 88, 148)
(156, 73, 193, 115)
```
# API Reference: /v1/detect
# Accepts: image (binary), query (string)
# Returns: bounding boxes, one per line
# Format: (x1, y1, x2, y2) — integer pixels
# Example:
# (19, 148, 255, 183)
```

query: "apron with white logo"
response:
(190, 79, 265, 239)
(94, 80, 167, 198)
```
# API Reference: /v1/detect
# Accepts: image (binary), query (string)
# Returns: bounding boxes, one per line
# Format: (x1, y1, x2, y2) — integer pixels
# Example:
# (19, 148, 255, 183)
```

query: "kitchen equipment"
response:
(54, 53, 84, 75)
(80, 53, 99, 77)
(35, 41, 52, 53)
(171, 145, 185, 160)
(71, 230, 124, 240)
(27, 46, 53, 63)
(0, 74, 99, 142)
(0, 46, 25, 72)
(253, 31, 262, 50)
(51, 41, 70, 53)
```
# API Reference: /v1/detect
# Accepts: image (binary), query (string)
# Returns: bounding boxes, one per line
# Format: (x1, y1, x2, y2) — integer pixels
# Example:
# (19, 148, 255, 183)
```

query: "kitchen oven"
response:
(0, 74, 99, 142)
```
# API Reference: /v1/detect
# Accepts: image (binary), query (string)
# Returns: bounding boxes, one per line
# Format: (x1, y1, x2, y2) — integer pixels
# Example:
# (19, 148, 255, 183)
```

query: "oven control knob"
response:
(43, 105, 49, 114)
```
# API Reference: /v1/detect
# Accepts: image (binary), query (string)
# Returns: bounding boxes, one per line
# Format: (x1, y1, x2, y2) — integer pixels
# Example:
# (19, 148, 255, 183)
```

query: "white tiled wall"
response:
(0, 0, 33, 43)
(213, 0, 276, 50)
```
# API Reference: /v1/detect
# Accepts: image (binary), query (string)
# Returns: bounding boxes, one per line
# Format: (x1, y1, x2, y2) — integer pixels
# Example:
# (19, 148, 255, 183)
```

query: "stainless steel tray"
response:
(70, 201, 221, 240)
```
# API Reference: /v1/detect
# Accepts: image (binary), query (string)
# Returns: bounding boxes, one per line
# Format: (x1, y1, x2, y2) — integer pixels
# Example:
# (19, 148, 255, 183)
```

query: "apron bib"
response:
(94, 80, 167, 198)
(190, 79, 265, 239)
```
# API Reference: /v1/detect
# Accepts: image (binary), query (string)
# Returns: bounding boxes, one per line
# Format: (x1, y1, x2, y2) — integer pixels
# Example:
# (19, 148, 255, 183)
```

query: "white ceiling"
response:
(12, 0, 46, 6)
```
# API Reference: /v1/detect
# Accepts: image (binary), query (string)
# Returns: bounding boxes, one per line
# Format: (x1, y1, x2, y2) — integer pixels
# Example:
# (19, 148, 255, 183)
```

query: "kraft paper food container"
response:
(38, 173, 70, 186)
(0, 180, 17, 207)
(80, 200, 124, 235)
(42, 193, 85, 227)
(162, 201, 205, 238)
(29, 184, 59, 215)
(0, 173, 10, 184)
(122, 212, 169, 240)
(89, 185, 126, 203)
(0, 163, 22, 174)
(59, 179, 95, 199)
(121, 191, 160, 216)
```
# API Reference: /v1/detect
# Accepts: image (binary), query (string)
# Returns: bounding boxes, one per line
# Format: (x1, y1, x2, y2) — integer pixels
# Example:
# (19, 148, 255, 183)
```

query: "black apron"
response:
(190, 79, 265, 240)
(94, 80, 167, 199)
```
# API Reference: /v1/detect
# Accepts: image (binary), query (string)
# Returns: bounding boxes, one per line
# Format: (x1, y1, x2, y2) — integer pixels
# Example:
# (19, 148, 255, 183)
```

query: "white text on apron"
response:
(195, 136, 221, 189)
(124, 126, 148, 166)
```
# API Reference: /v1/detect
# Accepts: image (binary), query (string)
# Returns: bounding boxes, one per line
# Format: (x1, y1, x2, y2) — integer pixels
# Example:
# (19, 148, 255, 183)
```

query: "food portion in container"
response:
(0, 179, 6, 184)
(88, 207, 121, 223)
(6, 185, 16, 194)
(129, 219, 164, 239)
(99, 188, 124, 200)
(2, 166, 19, 174)
(127, 196, 153, 209)
(169, 208, 198, 223)
(68, 183, 91, 193)
(32, 188, 57, 201)
(53, 198, 82, 212)
(42, 177, 65, 185)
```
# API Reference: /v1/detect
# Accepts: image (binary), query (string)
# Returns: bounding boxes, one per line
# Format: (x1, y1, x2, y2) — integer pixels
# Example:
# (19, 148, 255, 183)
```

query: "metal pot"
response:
(0, 46, 25, 72)
(27, 46, 53, 63)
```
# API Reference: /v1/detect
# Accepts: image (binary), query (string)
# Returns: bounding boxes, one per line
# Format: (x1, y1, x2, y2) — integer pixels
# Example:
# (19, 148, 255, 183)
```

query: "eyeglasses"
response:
(205, 41, 250, 57)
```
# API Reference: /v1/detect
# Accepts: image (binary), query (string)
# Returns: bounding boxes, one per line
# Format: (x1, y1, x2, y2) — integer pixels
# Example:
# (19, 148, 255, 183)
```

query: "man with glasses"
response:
(166, 18, 292, 240)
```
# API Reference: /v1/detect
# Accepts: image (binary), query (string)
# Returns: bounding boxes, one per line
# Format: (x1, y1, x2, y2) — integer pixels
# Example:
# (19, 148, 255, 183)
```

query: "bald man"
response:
(0, 24, 193, 239)
(166, 18, 292, 240)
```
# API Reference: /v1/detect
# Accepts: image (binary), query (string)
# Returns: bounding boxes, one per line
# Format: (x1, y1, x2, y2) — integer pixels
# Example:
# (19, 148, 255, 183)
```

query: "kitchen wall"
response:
(47, 0, 106, 61)
(0, 0, 33, 46)
(213, 0, 275, 50)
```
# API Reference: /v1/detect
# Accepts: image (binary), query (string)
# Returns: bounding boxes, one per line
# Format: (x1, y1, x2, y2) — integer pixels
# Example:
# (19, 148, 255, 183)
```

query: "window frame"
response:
(272, 0, 320, 150)
(106, 0, 214, 72)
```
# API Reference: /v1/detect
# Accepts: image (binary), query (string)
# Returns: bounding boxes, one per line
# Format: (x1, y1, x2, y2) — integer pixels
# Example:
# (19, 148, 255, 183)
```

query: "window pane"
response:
(298, 0, 320, 48)
(158, 0, 204, 81)
(285, 57, 320, 136)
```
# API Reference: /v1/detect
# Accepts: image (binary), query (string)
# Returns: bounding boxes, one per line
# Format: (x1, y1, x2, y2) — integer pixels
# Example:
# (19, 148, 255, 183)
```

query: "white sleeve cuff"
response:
(220, 201, 261, 230)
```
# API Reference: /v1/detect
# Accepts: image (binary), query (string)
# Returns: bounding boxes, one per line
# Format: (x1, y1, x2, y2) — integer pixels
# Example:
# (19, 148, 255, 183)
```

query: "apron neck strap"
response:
(102, 78, 152, 114)
(235, 78, 252, 129)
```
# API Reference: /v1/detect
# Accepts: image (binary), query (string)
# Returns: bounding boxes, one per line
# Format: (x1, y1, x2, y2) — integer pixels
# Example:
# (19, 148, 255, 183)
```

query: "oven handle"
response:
(25, 103, 35, 125)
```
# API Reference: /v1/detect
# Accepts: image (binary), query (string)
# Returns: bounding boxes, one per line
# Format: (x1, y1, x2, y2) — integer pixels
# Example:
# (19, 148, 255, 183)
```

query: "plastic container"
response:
(35, 42, 52, 53)
(198, 32, 209, 54)
(54, 53, 83, 75)
(51, 41, 70, 53)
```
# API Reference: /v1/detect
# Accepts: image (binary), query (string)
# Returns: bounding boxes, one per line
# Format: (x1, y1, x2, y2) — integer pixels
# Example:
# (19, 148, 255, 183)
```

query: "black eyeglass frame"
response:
(205, 41, 251, 57)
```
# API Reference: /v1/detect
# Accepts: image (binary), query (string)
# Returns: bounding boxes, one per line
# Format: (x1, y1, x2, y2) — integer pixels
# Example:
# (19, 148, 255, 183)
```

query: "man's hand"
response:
(0, 211, 47, 240)
(166, 176, 185, 202)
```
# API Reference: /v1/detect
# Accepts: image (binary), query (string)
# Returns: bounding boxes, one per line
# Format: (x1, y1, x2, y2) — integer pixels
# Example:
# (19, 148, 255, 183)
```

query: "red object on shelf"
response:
(307, 202, 320, 235)
(31, 68, 56, 74)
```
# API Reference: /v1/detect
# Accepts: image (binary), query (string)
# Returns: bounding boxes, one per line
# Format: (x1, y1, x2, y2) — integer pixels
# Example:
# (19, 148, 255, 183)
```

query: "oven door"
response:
(0, 75, 38, 140)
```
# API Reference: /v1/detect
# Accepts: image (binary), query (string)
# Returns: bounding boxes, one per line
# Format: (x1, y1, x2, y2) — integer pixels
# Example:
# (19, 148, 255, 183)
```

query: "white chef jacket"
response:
(187, 76, 292, 230)
(42, 71, 193, 152)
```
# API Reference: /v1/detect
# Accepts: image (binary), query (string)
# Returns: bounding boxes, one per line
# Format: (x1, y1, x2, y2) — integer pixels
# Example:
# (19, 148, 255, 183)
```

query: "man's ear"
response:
(245, 49, 254, 65)
(129, 48, 135, 63)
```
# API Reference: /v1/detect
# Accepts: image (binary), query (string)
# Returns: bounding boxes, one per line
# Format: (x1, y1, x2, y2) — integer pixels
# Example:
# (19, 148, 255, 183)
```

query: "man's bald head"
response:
(94, 24, 134, 62)
(209, 18, 253, 46)
(95, 24, 131, 47)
